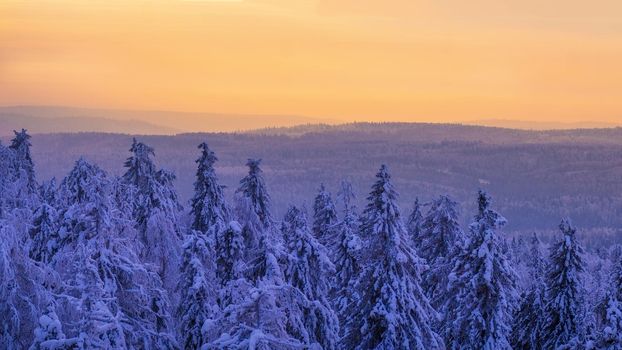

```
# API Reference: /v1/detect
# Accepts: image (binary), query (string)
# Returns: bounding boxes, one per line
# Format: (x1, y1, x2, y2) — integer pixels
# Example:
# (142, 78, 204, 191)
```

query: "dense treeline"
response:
(1, 129, 621, 349)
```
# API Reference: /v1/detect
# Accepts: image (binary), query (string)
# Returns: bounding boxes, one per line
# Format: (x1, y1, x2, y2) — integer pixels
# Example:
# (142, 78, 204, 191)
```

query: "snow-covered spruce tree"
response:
(122, 139, 182, 289)
(39, 179, 57, 207)
(73, 257, 127, 350)
(0, 138, 50, 349)
(28, 179, 60, 263)
(331, 180, 361, 316)
(203, 247, 305, 349)
(0, 143, 15, 217)
(592, 257, 622, 349)
(122, 139, 183, 235)
(236, 159, 272, 229)
(9, 129, 37, 194)
(511, 233, 547, 350)
(1, 218, 47, 349)
(406, 197, 424, 244)
(542, 218, 586, 349)
(51, 158, 178, 349)
(216, 221, 246, 287)
(176, 230, 219, 349)
(527, 232, 546, 282)
(416, 195, 464, 307)
(595, 292, 622, 349)
(343, 165, 443, 350)
(282, 206, 339, 349)
(611, 257, 622, 302)
(205, 208, 336, 349)
(282, 207, 335, 301)
(190, 142, 230, 243)
(53, 158, 110, 258)
(0, 224, 21, 350)
(511, 284, 546, 350)
(441, 190, 517, 350)
(312, 184, 338, 246)
(28, 197, 59, 263)
(235, 158, 283, 283)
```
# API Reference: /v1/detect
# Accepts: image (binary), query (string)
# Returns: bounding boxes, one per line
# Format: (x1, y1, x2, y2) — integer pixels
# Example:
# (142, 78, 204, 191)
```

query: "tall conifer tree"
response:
(441, 191, 517, 350)
(343, 165, 443, 349)
(542, 219, 586, 349)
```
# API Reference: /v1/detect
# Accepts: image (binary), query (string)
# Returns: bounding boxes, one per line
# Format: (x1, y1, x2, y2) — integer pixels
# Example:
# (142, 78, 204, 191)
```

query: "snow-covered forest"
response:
(1, 129, 621, 349)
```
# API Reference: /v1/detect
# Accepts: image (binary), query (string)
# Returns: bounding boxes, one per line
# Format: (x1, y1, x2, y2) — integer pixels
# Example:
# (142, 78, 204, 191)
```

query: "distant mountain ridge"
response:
(2, 105, 619, 135)
(0, 105, 340, 135)
(0, 113, 179, 136)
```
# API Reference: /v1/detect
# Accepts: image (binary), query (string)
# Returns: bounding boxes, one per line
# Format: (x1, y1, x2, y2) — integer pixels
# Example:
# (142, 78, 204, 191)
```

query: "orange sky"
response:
(1, 0, 621, 124)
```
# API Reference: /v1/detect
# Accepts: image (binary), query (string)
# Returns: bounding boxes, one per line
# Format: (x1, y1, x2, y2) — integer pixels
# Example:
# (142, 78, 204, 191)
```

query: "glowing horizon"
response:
(1, 0, 621, 125)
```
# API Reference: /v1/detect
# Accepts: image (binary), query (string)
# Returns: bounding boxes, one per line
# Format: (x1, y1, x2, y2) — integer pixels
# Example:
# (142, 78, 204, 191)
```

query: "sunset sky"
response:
(1, 0, 621, 125)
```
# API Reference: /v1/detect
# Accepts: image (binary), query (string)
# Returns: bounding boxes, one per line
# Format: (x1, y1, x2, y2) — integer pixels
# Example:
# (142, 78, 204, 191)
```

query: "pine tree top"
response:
(61, 158, 108, 204)
(245, 158, 262, 174)
(9, 128, 32, 152)
(237, 158, 272, 227)
(197, 142, 218, 169)
(473, 190, 507, 231)
(123, 138, 157, 184)
(362, 164, 400, 227)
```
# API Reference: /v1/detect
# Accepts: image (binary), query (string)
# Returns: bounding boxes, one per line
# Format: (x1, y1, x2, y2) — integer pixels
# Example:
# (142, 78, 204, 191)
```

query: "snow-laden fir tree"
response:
(0, 142, 15, 216)
(122, 139, 182, 289)
(122, 139, 183, 235)
(177, 230, 219, 349)
(28, 194, 59, 263)
(236, 159, 272, 229)
(510, 233, 547, 350)
(0, 225, 21, 350)
(593, 257, 622, 349)
(235, 158, 283, 283)
(9, 129, 37, 194)
(73, 263, 127, 350)
(416, 195, 464, 307)
(203, 245, 305, 349)
(0, 139, 51, 349)
(611, 256, 622, 301)
(595, 292, 622, 349)
(526, 232, 546, 283)
(542, 218, 586, 349)
(50, 159, 178, 349)
(54, 158, 110, 256)
(406, 197, 424, 244)
(216, 221, 246, 287)
(511, 285, 547, 350)
(441, 190, 517, 350)
(190, 142, 230, 242)
(331, 180, 361, 316)
(1, 221, 45, 349)
(343, 165, 443, 350)
(282, 206, 339, 349)
(205, 207, 338, 349)
(312, 184, 338, 246)
(28, 179, 59, 262)
(39, 179, 57, 206)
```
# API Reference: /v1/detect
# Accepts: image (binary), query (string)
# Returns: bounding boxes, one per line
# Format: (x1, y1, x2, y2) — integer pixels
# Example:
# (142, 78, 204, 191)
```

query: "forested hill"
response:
(5, 122, 622, 232)
(250, 122, 622, 144)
